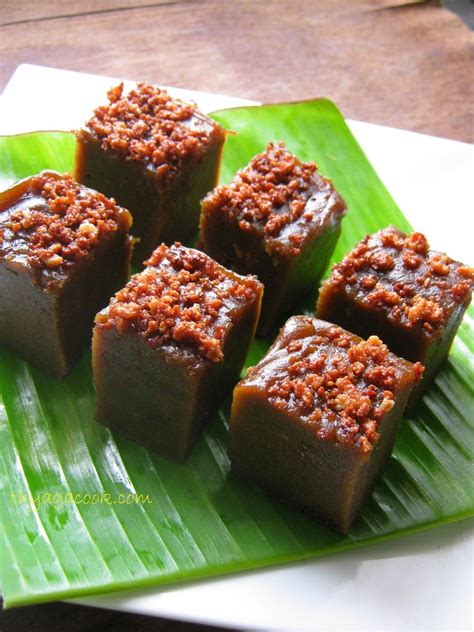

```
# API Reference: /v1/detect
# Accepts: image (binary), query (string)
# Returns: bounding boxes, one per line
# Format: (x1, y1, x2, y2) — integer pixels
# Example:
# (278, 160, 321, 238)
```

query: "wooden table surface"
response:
(0, 1, 472, 630)
(1, 0, 473, 142)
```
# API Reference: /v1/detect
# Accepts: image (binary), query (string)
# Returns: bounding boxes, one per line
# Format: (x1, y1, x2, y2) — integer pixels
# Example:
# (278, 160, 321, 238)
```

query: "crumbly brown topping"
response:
(83, 82, 223, 177)
(2, 172, 131, 270)
(95, 242, 261, 363)
(264, 322, 423, 452)
(202, 142, 345, 257)
(328, 227, 474, 334)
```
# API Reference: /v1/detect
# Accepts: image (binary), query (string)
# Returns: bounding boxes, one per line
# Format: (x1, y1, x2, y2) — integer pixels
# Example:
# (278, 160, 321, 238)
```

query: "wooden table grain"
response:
(0, 1, 472, 630)
(1, 0, 473, 142)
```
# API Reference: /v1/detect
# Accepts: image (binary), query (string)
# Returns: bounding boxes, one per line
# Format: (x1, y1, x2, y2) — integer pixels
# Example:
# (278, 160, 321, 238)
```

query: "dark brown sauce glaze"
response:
(79, 82, 225, 178)
(241, 316, 422, 453)
(201, 142, 346, 258)
(95, 242, 262, 363)
(0, 171, 132, 289)
(320, 227, 473, 337)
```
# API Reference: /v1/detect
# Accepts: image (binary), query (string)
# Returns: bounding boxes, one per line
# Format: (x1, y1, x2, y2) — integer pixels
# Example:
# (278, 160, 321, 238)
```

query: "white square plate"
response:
(1, 65, 472, 631)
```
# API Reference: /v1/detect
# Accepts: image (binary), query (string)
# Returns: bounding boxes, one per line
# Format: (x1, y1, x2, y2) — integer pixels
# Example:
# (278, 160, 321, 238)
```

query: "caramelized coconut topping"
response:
(202, 142, 345, 257)
(328, 227, 474, 334)
(96, 243, 261, 363)
(1, 172, 131, 271)
(83, 82, 223, 177)
(251, 319, 423, 453)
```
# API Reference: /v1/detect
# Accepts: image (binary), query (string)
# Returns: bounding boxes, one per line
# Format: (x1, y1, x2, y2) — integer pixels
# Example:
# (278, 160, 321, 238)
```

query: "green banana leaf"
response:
(0, 100, 473, 608)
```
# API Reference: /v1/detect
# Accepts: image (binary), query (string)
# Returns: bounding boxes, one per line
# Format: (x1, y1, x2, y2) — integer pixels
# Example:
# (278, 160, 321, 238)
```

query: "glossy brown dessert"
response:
(316, 227, 473, 404)
(0, 171, 132, 378)
(229, 316, 422, 533)
(198, 142, 347, 335)
(75, 82, 226, 265)
(93, 242, 263, 462)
